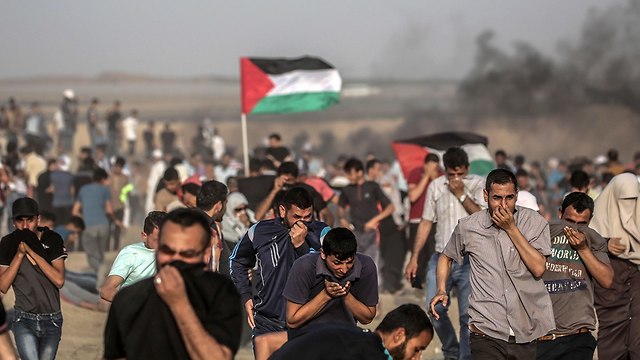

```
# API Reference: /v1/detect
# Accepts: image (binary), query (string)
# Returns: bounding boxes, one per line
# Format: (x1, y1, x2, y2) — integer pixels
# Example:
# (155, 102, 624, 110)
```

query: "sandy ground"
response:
(1, 224, 459, 359)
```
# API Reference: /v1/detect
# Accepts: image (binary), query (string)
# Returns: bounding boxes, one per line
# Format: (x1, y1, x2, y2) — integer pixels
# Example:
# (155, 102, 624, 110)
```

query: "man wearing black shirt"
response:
(0, 197, 67, 360)
(104, 208, 242, 360)
(105, 100, 121, 157)
(338, 158, 394, 261)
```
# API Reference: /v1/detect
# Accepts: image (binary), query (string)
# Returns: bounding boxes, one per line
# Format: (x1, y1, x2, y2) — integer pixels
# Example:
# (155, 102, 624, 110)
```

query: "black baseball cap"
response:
(12, 197, 39, 219)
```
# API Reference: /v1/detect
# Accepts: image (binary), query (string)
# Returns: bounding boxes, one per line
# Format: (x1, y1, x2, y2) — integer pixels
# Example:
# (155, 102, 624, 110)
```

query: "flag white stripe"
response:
(267, 69, 341, 96)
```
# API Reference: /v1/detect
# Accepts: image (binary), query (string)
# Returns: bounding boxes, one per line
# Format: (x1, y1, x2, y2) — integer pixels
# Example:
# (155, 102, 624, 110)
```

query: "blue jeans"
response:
(426, 252, 471, 360)
(12, 310, 63, 360)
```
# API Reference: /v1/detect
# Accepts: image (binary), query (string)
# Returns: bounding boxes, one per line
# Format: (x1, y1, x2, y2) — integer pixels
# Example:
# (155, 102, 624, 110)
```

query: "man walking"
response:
(537, 192, 613, 359)
(104, 208, 242, 359)
(0, 197, 67, 360)
(431, 169, 555, 360)
(230, 187, 330, 360)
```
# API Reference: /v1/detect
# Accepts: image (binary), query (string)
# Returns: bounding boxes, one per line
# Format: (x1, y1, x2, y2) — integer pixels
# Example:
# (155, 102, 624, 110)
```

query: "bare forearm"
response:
(408, 178, 429, 203)
(287, 292, 331, 328)
(31, 255, 64, 288)
(255, 191, 277, 220)
(0, 256, 24, 293)
(0, 333, 17, 360)
(411, 220, 432, 260)
(373, 204, 395, 223)
(578, 249, 614, 288)
(169, 301, 232, 360)
(436, 255, 453, 293)
(507, 229, 546, 277)
(460, 197, 481, 215)
(344, 294, 376, 324)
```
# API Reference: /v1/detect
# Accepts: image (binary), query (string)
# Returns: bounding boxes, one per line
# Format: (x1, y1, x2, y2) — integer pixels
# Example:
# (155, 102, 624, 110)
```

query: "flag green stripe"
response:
(251, 91, 340, 115)
(469, 159, 495, 176)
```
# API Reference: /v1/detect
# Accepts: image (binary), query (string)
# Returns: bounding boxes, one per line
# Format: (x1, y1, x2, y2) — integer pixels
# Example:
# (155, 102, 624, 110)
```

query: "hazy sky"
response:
(1, 1, 614, 80)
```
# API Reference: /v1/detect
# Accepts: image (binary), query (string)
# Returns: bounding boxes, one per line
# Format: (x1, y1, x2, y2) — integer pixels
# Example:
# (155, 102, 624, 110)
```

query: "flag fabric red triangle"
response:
(240, 57, 275, 114)
(391, 142, 429, 180)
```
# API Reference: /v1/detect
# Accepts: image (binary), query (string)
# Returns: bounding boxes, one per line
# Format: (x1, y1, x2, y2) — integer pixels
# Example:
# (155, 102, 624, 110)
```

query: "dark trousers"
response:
(470, 333, 537, 360)
(536, 333, 596, 360)
(108, 208, 125, 251)
(379, 224, 406, 293)
(408, 222, 436, 288)
(594, 256, 640, 360)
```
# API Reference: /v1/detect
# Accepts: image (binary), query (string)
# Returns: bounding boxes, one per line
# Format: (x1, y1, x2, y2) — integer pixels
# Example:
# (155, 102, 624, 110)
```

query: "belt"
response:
(469, 324, 516, 343)
(538, 328, 590, 341)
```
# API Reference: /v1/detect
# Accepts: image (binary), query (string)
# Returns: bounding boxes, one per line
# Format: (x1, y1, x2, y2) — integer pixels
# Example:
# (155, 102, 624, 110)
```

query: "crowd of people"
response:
(0, 91, 638, 359)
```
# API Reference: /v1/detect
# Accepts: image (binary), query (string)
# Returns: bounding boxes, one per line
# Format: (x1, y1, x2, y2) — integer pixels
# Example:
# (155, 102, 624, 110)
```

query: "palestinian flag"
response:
(240, 56, 342, 115)
(392, 132, 495, 179)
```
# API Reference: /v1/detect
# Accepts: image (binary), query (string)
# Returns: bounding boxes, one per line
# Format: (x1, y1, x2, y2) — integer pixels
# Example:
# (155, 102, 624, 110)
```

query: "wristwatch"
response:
(458, 194, 467, 204)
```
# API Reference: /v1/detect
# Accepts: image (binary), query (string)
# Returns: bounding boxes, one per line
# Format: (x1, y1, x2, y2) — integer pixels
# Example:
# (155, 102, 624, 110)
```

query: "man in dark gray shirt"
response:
(283, 227, 378, 338)
(431, 169, 555, 360)
(537, 192, 613, 360)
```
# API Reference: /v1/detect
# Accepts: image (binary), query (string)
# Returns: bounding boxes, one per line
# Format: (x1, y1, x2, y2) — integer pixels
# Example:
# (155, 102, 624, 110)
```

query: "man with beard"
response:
(270, 303, 433, 360)
(283, 227, 378, 337)
(431, 169, 554, 360)
(230, 187, 330, 360)
(104, 208, 242, 360)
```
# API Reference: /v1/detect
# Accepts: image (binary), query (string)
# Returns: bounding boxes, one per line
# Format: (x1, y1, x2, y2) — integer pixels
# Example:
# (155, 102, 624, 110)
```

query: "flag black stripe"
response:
(249, 56, 334, 75)
(395, 132, 488, 149)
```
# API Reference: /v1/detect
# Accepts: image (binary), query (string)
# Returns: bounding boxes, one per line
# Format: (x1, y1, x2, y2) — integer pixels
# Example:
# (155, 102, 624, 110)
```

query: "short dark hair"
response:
(561, 192, 594, 218)
(159, 208, 212, 249)
(269, 133, 282, 141)
(181, 183, 201, 197)
(607, 148, 619, 162)
(485, 168, 518, 194)
(365, 159, 381, 173)
(424, 153, 439, 164)
(281, 186, 313, 211)
(443, 147, 469, 170)
(570, 170, 590, 190)
(343, 158, 364, 173)
(277, 161, 299, 178)
(515, 168, 529, 178)
(93, 168, 109, 182)
(67, 216, 86, 231)
(143, 211, 167, 235)
(196, 180, 228, 212)
(114, 156, 126, 168)
(495, 149, 507, 158)
(322, 228, 357, 261)
(375, 304, 433, 339)
(40, 210, 56, 225)
(163, 167, 180, 182)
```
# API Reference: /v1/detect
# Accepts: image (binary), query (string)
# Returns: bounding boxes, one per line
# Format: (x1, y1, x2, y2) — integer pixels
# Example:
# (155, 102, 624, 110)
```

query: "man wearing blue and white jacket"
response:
(230, 187, 330, 360)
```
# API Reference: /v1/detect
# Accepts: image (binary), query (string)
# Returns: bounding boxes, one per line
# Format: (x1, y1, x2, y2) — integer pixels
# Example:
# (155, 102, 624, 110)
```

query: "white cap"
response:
(63, 89, 75, 99)
(152, 149, 163, 159)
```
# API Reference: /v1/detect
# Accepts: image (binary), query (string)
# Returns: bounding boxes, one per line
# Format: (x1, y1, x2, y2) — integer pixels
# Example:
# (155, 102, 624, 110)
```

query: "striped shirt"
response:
(421, 174, 486, 252)
(443, 206, 555, 343)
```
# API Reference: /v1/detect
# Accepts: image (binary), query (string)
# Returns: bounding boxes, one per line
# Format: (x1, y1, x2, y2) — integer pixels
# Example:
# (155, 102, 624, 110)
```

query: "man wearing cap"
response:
(0, 197, 67, 360)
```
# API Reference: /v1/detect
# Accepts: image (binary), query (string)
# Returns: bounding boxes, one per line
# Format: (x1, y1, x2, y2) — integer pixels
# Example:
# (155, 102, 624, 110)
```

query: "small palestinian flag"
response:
(240, 56, 342, 115)
(392, 132, 495, 179)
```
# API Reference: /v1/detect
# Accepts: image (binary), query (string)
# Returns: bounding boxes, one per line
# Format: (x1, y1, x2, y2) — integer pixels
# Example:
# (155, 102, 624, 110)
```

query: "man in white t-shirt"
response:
(100, 211, 166, 302)
(121, 109, 139, 156)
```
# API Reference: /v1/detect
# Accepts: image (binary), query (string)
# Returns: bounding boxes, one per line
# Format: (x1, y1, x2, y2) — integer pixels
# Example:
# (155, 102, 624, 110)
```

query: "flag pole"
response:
(241, 112, 250, 174)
